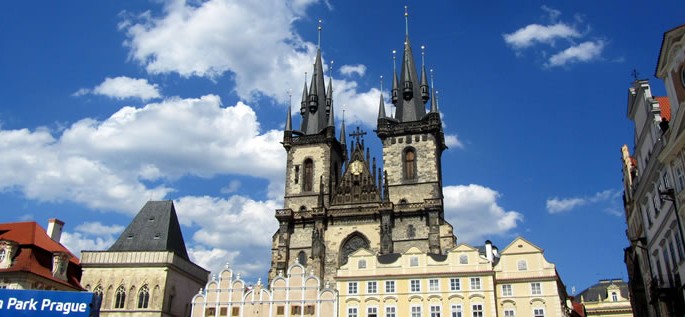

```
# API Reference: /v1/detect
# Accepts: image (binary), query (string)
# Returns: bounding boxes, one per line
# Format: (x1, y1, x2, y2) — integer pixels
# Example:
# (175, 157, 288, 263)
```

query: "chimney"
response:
(47, 218, 64, 243)
(485, 240, 493, 263)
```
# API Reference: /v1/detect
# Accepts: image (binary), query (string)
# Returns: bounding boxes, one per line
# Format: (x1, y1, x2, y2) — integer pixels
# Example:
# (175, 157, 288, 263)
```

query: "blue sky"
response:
(1, 0, 683, 294)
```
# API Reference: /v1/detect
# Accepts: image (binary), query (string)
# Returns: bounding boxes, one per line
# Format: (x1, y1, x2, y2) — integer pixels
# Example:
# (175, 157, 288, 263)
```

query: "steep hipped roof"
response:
(109, 201, 189, 260)
(0, 221, 82, 289)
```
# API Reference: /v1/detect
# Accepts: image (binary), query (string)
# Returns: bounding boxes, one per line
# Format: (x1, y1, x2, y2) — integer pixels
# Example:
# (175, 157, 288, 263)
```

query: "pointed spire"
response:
(303, 44, 328, 134)
(391, 50, 399, 105)
(300, 74, 308, 116)
(317, 19, 323, 49)
(378, 75, 387, 118)
(326, 60, 334, 117)
(395, 6, 426, 123)
(420, 45, 429, 104)
(328, 98, 335, 127)
(340, 108, 347, 145)
(430, 69, 438, 113)
(285, 94, 293, 132)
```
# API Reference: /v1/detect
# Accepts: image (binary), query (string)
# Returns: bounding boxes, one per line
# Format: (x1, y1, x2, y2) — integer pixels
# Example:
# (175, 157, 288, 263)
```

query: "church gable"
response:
(330, 129, 383, 206)
(499, 236, 543, 255)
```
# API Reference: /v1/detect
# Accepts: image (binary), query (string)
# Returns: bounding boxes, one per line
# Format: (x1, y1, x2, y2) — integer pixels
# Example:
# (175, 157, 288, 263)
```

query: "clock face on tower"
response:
(350, 160, 364, 175)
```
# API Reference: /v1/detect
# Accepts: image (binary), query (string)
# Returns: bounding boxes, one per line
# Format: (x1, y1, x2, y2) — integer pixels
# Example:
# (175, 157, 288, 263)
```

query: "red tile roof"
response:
(0, 221, 82, 290)
(656, 96, 671, 121)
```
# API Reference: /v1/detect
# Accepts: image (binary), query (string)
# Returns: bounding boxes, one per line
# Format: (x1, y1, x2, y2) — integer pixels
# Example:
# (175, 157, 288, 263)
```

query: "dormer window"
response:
(0, 241, 17, 269)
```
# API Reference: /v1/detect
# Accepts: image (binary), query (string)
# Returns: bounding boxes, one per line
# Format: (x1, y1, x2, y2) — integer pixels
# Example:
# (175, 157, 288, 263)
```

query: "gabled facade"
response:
(191, 262, 337, 317)
(270, 12, 454, 285)
(576, 279, 633, 317)
(80, 201, 209, 317)
(0, 219, 82, 291)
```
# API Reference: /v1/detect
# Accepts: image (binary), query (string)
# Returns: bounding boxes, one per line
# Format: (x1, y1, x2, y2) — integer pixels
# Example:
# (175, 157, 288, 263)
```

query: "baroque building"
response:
(575, 279, 633, 317)
(0, 218, 83, 291)
(81, 201, 208, 317)
(270, 11, 454, 285)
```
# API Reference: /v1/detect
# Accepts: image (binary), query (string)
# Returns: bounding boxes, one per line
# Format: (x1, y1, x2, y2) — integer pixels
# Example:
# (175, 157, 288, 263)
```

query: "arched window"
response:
(138, 285, 150, 309)
(517, 260, 528, 271)
(303, 159, 314, 191)
(339, 233, 370, 266)
(114, 285, 126, 309)
(297, 251, 307, 266)
(403, 148, 417, 180)
(93, 285, 103, 298)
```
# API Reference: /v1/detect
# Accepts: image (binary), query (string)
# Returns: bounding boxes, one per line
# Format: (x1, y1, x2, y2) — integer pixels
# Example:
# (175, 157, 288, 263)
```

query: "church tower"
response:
(270, 10, 454, 286)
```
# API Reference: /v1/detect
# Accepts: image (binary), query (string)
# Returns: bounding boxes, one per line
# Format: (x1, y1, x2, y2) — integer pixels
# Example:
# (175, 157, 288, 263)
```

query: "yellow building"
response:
(576, 279, 632, 317)
(336, 237, 569, 317)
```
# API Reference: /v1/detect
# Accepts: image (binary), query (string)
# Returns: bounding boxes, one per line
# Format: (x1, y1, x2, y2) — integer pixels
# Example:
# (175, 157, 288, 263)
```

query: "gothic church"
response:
(269, 17, 456, 284)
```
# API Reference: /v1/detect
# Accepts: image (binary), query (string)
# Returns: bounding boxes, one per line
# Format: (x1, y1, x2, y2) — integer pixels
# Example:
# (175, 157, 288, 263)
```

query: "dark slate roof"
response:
(109, 201, 189, 260)
(576, 279, 630, 302)
(377, 253, 401, 264)
(427, 253, 447, 262)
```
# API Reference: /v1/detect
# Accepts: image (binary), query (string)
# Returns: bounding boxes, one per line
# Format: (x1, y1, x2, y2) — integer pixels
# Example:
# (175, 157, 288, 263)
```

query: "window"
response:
(206, 308, 216, 315)
(611, 292, 618, 302)
(653, 194, 661, 216)
(531, 282, 542, 295)
(429, 279, 440, 292)
(298, 251, 307, 266)
(305, 305, 315, 315)
(404, 148, 417, 180)
(411, 305, 422, 317)
(517, 260, 527, 271)
(348, 282, 358, 294)
(430, 305, 441, 317)
(410, 256, 419, 267)
(348, 307, 358, 317)
(450, 305, 462, 317)
(410, 279, 421, 292)
(470, 277, 481, 290)
(676, 166, 685, 191)
(669, 237, 678, 267)
(277, 306, 284, 315)
(294, 165, 300, 184)
(291, 306, 301, 315)
(367, 281, 377, 294)
(472, 304, 483, 317)
(367, 306, 378, 317)
(676, 233, 685, 262)
(386, 306, 396, 317)
(533, 308, 545, 317)
(504, 310, 515, 317)
(502, 284, 512, 296)
(93, 285, 103, 299)
(450, 278, 461, 291)
(0, 249, 5, 262)
(137, 285, 150, 309)
(114, 285, 126, 309)
(358, 259, 366, 269)
(220, 307, 228, 316)
(459, 254, 468, 264)
(232, 307, 240, 316)
(303, 159, 313, 191)
(385, 280, 396, 293)
(663, 172, 672, 189)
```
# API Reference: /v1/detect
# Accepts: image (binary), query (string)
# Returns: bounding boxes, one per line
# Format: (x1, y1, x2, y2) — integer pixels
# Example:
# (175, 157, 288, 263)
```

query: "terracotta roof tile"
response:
(656, 96, 671, 121)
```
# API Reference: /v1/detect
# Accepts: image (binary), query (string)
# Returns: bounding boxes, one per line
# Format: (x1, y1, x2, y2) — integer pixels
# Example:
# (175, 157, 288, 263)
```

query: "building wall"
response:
(81, 251, 207, 317)
(191, 263, 337, 317)
(383, 133, 441, 205)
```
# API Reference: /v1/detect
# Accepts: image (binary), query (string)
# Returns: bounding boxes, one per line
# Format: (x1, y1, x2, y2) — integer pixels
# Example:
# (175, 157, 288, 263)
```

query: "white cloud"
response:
(75, 222, 125, 236)
(546, 189, 619, 213)
(545, 40, 605, 67)
(220, 180, 242, 194)
(339, 64, 366, 77)
(74, 76, 161, 100)
(61, 222, 125, 256)
(445, 134, 464, 149)
(443, 185, 523, 244)
(503, 23, 580, 49)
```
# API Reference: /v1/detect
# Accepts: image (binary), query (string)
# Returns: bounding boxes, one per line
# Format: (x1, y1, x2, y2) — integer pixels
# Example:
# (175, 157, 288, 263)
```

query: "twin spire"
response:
(379, 6, 438, 123)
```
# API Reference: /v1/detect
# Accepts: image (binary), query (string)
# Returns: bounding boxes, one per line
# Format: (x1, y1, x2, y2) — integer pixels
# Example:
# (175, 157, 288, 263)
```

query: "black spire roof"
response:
(109, 200, 190, 260)
(301, 49, 331, 135)
(396, 36, 427, 122)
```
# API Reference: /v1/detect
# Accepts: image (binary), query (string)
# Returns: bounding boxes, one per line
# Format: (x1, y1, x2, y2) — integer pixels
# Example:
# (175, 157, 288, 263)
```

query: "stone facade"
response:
(191, 262, 336, 317)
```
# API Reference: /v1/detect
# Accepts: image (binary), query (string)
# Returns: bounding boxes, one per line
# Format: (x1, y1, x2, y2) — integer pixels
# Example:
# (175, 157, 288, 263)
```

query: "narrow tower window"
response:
(298, 251, 307, 266)
(403, 148, 417, 180)
(303, 159, 314, 191)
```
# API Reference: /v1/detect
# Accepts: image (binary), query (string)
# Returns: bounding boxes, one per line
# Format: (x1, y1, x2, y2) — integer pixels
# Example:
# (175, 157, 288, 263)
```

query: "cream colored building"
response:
(336, 237, 569, 317)
(191, 262, 336, 317)
(576, 280, 632, 317)
(81, 201, 209, 317)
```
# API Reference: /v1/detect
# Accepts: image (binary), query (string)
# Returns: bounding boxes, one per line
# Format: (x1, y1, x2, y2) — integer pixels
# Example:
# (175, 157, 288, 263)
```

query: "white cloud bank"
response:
(546, 189, 620, 214)
(74, 76, 161, 101)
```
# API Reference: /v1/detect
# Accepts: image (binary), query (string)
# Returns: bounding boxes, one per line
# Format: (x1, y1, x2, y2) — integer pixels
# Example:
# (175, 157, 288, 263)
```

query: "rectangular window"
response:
(348, 282, 358, 294)
(531, 282, 542, 295)
(429, 279, 440, 292)
(430, 305, 441, 317)
(533, 308, 544, 317)
(669, 237, 678, 267)
(411, 305, 422, 317)
(385, 280, 396, 293)
(348, 307, 358, 317)
(276, 306, 284, 315)
(675, 232, 685, 262)
(504, 310, 515, 317)
(386, 306, 396, 317)
(220, 307, 228, 316)
(290, 306, 300, 315)
(367, 281, 377, 294)
(450, 278, 461, 291)
(410, 256, 419, 267)
(470, 277, 481, 290)
(472, 304, 483, 317)
(367, 306, 378, 317)
(305, 305, 315, 315)
(676, 166, 685, 191)
(653, 195, 661, 216)
(450, 305, 462, 317)
(502, 284, 512, 296)
(411, 279, 421, 292)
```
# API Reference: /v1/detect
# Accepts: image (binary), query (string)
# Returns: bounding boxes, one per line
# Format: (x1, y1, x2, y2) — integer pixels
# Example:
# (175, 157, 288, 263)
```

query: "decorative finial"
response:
(288, 89, 292, 106)
(305, 71, 308, 83)
(257, 278, 262, 286)
(317, 19, 323, 49)
(430, 68, 434, 88)
(404, 6, 409, 36)
(392, 50, 397, 72)
(380, 75, 384, 92)
(421, 45, 426, 67)
(329, 60, 334, 78)
(225, 262, 230, 269)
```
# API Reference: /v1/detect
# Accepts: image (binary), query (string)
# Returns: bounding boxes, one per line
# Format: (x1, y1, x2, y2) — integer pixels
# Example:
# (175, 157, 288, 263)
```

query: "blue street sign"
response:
(0, 289, 99, 316)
